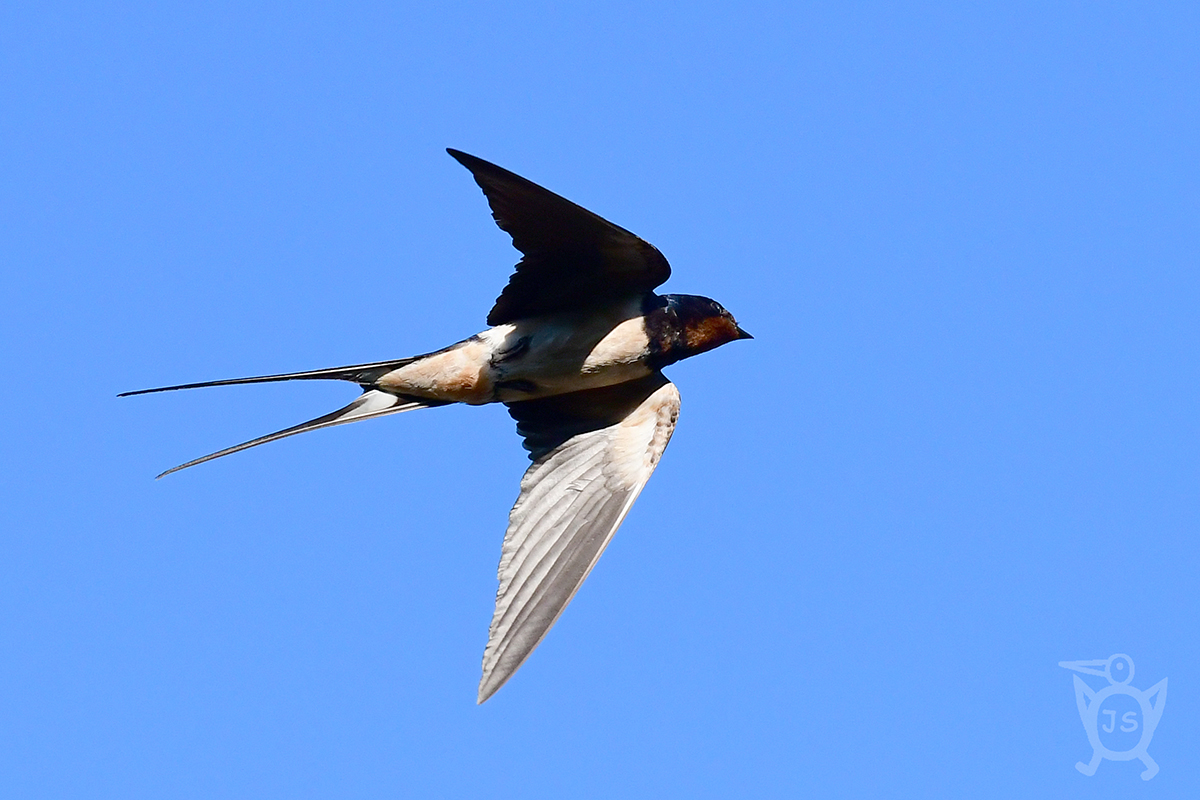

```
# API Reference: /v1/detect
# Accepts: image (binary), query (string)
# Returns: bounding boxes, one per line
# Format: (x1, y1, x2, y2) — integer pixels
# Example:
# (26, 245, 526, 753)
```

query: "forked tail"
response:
(120, 358, 448, 478)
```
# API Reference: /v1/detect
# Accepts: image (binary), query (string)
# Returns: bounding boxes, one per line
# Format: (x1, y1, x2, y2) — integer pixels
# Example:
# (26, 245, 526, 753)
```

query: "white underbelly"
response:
(492, 311, 654, 401)
(375, 299, 656, 405)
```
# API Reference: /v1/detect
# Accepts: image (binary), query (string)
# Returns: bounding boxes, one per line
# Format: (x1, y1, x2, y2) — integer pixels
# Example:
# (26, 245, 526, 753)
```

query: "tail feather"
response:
(155, 389, 442, 478)
(118, 357, 419, 397)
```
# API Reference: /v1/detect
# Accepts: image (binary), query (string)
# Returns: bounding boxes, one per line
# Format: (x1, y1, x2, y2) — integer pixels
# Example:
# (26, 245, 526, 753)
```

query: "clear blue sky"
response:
(2, 2, 1196, 797)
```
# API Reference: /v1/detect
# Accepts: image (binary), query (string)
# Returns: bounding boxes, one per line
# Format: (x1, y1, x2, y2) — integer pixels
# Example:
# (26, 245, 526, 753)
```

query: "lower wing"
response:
(479, 372, 681, 702)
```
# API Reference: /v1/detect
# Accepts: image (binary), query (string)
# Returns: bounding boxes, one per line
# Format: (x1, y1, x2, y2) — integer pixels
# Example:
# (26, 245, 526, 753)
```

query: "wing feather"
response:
(447, 149, 672, 325)
(478, 374, 681, 702)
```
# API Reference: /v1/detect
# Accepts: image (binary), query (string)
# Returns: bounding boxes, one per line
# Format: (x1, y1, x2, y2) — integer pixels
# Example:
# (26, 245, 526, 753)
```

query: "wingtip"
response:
(476, 668, 510, 705)
(446, 148, 500, 175)
(476, 679, 497, 705)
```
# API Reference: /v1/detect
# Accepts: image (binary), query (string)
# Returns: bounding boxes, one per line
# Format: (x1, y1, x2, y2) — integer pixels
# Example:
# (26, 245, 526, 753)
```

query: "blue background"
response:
(2, 2, 1196, 797)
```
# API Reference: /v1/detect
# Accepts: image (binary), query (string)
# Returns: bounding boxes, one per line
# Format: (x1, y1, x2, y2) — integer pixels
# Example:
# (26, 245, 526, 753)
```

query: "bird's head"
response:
(648, 294, 752, 366)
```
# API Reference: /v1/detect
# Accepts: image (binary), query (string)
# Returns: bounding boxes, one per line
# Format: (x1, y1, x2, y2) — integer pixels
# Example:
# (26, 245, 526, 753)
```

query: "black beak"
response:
(736, 326, 754, 340)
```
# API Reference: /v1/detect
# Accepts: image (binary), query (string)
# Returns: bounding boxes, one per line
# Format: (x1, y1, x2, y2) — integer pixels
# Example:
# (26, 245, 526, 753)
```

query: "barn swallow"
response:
(121, 149, 751, 702)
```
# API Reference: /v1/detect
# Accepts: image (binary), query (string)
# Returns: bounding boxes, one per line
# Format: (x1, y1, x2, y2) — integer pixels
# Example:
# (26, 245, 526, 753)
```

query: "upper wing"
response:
(479, 373, 681, 702)
(447, 149, 672, 325)
(1072, 675, 1095, 726)
(1143, 678, 1168, 733)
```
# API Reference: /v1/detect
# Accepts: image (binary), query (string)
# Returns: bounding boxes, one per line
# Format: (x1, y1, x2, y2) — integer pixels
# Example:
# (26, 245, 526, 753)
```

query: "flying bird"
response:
(121, 149, 751, 702)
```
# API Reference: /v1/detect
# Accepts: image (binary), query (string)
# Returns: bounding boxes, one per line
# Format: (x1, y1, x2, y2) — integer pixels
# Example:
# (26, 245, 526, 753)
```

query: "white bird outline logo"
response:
(1058, 654, 1167, 780)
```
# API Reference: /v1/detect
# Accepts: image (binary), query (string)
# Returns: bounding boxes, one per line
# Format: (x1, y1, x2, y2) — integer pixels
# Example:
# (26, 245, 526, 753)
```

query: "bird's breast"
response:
(578, 315, 654, 373)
